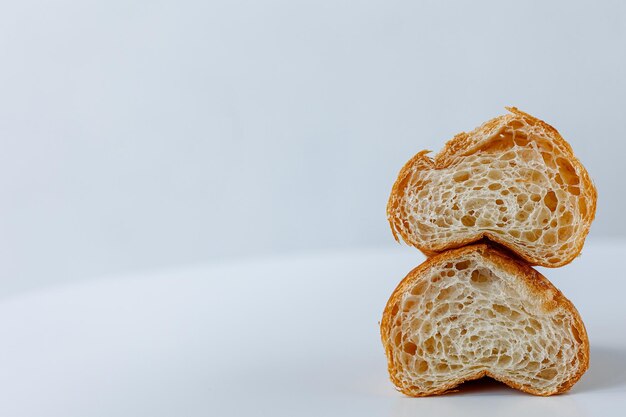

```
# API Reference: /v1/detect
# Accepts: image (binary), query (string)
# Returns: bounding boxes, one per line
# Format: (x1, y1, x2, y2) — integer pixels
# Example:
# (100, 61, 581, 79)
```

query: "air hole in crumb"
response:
(523, 230, 541, 242)
(403, 342, 417, 355)
(470, 269, 492, 285)
(561, 211, 573, 225)
(542, 152, 556, 169)
(500, 151, 516, 161)
(497, 355, 512, 366)
(393, 332, 401, 346)
(488, 170, 503, 180)
(424, 337, 435, 354)
(461, 215, 476, 227)
(455, 261, 470, 270)
(514, 132, 529, 146)
(558, 226, 573, 241)
(483, 131, 515, 153)
(568, 186, 580, 195)
(410, 282, 427, 296)
(417, 360, 429, 372)
(436, 287, 454, 301)
(543, 231, 557, 245)
(544, 191, 558, 212)
(538, 368, 558, 380)
(433, 304, 450, 316)
(556, 157, 579, 185)
(453, 171, 470, 182)
(509, 230, 521, 238)
(422, 322, 433, 333)
(391, 303, 399, 316)
(435, 363, 449, 372)
(493, 304, 512, 316)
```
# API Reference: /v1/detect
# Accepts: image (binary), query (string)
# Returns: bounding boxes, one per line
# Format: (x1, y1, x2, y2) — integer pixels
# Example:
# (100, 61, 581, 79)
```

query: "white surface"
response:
(1, 0, 625, 295)
(0, 240, 624, 416)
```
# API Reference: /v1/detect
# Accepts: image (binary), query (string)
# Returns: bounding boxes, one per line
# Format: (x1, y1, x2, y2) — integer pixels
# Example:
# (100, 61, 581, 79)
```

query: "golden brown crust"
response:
(386, 107, 597, 267)
(380, 244, 589, 396)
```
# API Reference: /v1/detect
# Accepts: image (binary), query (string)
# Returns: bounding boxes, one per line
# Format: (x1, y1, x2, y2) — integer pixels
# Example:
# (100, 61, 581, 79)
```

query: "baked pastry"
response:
(380, 244, 589, 396)
(387, 108, 596, 267)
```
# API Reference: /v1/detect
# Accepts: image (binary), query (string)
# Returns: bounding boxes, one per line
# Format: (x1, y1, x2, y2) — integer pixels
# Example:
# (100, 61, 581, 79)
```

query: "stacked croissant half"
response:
(380, 108, 597, 396)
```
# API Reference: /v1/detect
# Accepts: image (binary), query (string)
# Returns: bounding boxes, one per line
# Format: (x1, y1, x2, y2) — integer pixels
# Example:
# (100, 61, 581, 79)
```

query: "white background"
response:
(1, 2, 624, 414)
(1, 0, 625, 296)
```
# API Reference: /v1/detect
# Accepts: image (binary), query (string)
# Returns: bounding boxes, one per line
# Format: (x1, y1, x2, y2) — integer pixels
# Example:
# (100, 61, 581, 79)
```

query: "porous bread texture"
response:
(380, 244, 589, 396)
(387, 107, 597, 267)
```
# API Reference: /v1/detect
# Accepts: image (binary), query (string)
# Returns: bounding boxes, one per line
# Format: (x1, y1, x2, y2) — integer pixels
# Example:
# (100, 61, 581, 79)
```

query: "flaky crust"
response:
(380, 244, 589, 396)
(387, 107, 597, 267)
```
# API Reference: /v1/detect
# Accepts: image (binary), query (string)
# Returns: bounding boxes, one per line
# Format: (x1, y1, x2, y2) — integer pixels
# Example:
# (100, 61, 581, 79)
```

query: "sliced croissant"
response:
(380, 244, 589, 396)
(387, 108, 596, 267)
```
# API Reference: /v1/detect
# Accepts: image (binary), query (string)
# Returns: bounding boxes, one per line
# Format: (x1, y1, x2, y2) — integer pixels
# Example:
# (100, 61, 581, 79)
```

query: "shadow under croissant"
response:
(443, 377, 523, 396)
(391, 386, 584, 417)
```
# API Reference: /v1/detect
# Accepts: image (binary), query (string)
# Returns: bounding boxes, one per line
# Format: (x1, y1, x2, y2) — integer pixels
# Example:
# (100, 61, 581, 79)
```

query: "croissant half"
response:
(381, 244, 589, 396)
(387, 108, 597, 267)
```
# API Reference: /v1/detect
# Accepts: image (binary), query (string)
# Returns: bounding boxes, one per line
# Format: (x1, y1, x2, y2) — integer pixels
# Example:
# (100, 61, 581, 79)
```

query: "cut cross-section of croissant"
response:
(380, 244, 589, 396)
(387, 107, 597, 267)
